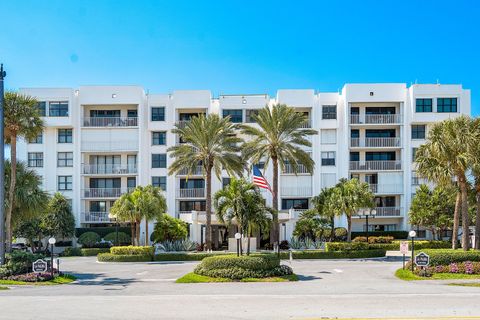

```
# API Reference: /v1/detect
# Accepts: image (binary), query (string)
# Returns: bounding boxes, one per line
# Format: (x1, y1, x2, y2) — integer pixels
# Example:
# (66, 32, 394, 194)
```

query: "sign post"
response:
(400, 241, 409, 270)
(32, 259, 48, 273)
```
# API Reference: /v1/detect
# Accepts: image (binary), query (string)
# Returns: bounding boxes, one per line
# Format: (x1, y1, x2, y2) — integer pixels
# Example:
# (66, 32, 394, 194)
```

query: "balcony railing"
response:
(280, 187, 312, 197)
(349, 161, 402, 171)
(299, 120, 312, 128)
(176, 188, 206, 198)
(349, 114, 402, 124)
(177, 166, 203, 176)
(82, 164, 137, 175)
(350, 137, 401, 148)
(368, 184, 403, 194)
(175, 120, 190, 129)
(81, 212, 112, 223)
(81, 141, 139, 152)
(83, 188, 130, 198)
(374, 207, 403, 217)
(282, 164, 311, 174)
(82, 117, 138, 127)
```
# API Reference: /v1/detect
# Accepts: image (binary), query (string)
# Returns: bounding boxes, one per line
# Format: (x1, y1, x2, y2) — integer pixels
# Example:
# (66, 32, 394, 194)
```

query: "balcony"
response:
(82, 117, 138, 127)
(282, 164, 311, 174)
(280, 186, 312, 197)
(349, 161, 402, 171)
(299, 120, 312, 128)
(177, 166, 203, 176)
(374, 207, 403, 217)
(349, 114, 402, 125)
(81, 212, 113, 223)
(176, 188, 205, 198)
(350, 137, 401, 148)
(82, 164, 137, 175)
(81, 140, 139, 152)
(368, 184, 403, 194)
(83, 188, 130, 198)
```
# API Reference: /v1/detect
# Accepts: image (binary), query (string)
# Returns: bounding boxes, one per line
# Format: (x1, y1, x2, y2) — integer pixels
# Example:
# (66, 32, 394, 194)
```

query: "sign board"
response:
(414, 252, 430, 267)
(32, 259, 48, 273)
(400, 241, 409, 255)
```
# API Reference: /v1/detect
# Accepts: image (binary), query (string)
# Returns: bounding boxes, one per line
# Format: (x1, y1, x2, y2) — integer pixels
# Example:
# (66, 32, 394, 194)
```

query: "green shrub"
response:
(1, 251, 45, 277)
(154, 252, 230, 261)
(81, 248, 110, 256)
(351, 231, 408, 239)
(62, 247, 82, 256)
(110, 246, 154, 257)
(104, 232, 131, 246)
(420, 249, 480, 266)
(352, 236, 394, 244)
(280, 249, 386, 259)
(326, 242, 369, 252)
(151, 215, 188, 243)
(334, 227, 347, 240)
(78, 232, 101, 248)
(97, 253, 152, 262)
(76, 227, 131, 238)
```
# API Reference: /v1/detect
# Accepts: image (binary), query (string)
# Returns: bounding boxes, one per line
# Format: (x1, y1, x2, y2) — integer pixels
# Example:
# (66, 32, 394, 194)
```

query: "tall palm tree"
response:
(415, 116, 472, 250)
(469, 117, 480, 249)
(332, 178, 374, 242)
(214, 178, 271, 255)
(241, 104, 317, 244)
(110, 185, 167, 246)
(168, 114, 243, 250)
(3, 92, 44, 252)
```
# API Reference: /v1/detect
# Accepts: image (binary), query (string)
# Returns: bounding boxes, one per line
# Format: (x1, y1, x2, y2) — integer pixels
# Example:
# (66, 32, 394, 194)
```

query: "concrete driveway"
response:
(1, 257, 480, 319)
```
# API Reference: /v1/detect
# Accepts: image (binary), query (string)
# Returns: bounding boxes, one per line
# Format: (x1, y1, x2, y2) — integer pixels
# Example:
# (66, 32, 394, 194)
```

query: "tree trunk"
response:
(459, 178, 470, 251)
(136, 221, 141, 246)
(205, 166, 212, 250)
(145, 219, 149, 246)
(270, 156, 279, 245)
(347, 214, 352, 242)
(475, 179, 480, 250)
(247, 227, 251, 256)
(239, 225, 243, 256)
(6, 135, 17, 253)
(452, 191, 461, 249)
(329, 216, 335, 242)
(130, 223, 135, 246)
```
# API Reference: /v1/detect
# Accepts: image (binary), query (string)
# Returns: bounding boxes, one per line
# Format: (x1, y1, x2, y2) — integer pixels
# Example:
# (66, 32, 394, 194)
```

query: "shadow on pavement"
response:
(71, 273, 138, 286)
(296, 275, 323, 281)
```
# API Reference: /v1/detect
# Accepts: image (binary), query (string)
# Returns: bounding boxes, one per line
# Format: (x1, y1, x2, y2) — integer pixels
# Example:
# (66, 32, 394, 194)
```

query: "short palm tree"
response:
(311, 187, 338, 242)
(168, 114, 243, 250)
(110, 185, 167, 246)
(415, 116, 472, 250)
(3, 92, 44, 252)
(241, 104, 317, 244)
(214, 178, 271, 255)
(332, 178, 374, 242)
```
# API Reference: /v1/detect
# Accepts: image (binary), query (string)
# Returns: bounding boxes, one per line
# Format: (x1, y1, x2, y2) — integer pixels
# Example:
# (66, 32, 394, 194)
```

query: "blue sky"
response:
(1, 0, 479, 114)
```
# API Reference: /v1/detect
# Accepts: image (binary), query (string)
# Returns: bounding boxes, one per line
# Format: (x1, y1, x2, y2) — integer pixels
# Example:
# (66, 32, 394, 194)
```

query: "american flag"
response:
(252, 165, 272, 193)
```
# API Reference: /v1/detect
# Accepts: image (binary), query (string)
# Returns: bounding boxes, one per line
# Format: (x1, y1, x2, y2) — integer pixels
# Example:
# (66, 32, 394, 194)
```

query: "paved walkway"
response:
(1, 257, 480, 319)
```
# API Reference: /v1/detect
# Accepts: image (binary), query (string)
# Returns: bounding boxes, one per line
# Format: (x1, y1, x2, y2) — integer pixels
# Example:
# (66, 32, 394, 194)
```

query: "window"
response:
(322, 105, 337, 119)
(365, 107, 396, 115)
(90, 110, 120, 118)
(180, 179, 204, 189)
(152, 176, 167, 191)
(152, 154, 167, 168)
(321, 152, 335, 166)
(89, 178, 120, 188)
(49, 101, 69, 117)
(37, 102, 46, 117)
(127, 177, 136, 190)
(245, 109, 259, 123)
(222, 177, 231, 189)
(58, 176, 72, 191)
(365, 152, 396, 161)
(127, 110, 138, 118)
(222, 109, 243, 123)
(412, 148, 418, 162)
(411, 125, 426, 139)
(58, 129, 73, 143)
(28, 152, 43, 167)
(321, 129, 336, 144)
(90, 201, 107, 212)
(57, 152, 73, 167)
(152, 132, 167, 145)
(437, 98, 457, 113)
(350, 152, 360, 161)
(28, 132, 43, 144)
(151, 107, 165, 121)
(179, 200, 206, 212)
(281, 199, 308, 210)
(416, 99, 432, 112)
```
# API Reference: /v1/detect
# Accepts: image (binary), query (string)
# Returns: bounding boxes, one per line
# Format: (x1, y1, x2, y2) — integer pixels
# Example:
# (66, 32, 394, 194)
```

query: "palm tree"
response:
(168, 114, 243, 250)
(469, 117, 480, 249)
(311, 187, 338, 242)
(241, 104, 317, 244)
(214, 178, 271, 255)
(110, 185, 167, 246)
(3, 92, 44, 252)
(332, 178, 374, 242)
(415, 116, 473, 250)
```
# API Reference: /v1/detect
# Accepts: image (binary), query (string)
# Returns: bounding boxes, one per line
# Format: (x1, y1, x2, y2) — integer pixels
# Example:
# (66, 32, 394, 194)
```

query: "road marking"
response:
(333, 269, 343, 273)
(136, 271, 148, 275)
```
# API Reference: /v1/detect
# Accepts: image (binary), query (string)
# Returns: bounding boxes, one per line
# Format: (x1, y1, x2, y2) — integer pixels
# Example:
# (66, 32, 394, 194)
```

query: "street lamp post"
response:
(0, 64, 5, 266)
(357, 208, 377, 242)
(409, 230, 416, 272)
(48, 237, 56, 278)
(234, 233, 241, 257)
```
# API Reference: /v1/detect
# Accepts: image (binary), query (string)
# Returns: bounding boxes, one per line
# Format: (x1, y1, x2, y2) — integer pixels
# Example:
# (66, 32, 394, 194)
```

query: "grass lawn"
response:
(0, 274, 76, 286)
(0, 286, 9, 290)
(448, 282, 480, 287)
(395, 268, 480, 281)
(176, 272, 298, 283)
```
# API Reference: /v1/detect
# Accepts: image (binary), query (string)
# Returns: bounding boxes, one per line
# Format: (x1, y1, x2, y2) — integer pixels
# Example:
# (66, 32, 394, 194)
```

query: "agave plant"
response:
(289, 237, 304, 250)
(158, 239, 197, 252)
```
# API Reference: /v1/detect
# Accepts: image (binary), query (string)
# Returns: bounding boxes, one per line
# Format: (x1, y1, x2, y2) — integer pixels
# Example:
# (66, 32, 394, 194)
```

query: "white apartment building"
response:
(17, 83, 471, 246)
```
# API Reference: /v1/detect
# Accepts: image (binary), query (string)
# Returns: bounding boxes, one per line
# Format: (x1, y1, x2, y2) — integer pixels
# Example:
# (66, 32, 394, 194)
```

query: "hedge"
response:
(62, 247, 110, 257)
(280, 249, 386, 259)
(420, 249, 480, 266)
(351, 231, 408, 239)
(154, 252, 231, 261)
(326, 241, 450, 252)
(75, 227, 131, 238)
(110, 246, 154, 257)
(98, 253, 152, 262)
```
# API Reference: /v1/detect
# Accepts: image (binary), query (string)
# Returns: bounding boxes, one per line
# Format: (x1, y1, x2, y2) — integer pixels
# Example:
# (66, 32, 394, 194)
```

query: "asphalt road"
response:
(1, 257, 480, 319)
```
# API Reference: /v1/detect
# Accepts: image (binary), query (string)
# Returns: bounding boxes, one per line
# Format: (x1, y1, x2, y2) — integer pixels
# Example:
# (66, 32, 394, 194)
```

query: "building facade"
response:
(18, 83, 471, 246)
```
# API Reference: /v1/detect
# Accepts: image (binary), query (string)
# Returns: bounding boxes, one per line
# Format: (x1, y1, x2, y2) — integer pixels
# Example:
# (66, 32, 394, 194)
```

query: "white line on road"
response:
(333, 269, 343, 273)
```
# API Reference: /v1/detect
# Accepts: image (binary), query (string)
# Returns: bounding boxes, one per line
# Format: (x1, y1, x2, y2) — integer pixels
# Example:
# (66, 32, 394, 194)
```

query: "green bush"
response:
(154, 252, 230, 261)
(0, 251, 46, 277)
(81, 248, 110, 256)
(78, 232, 101, 248)
(368, 240, 451, 251)
(326, 242, 369, 252)
(104, 232, 131, 246)
(420, 249, 480, 266)
(98, 253, 152, 262)
(151, 215, 188, 243)
(76, 227, 131, 238)
(62, 247, 82, 256)
(353, 236, 394, 244)
(281, 249, 386, 259)
(110, 246, 154, 257)
(351, 231, 408, 239)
